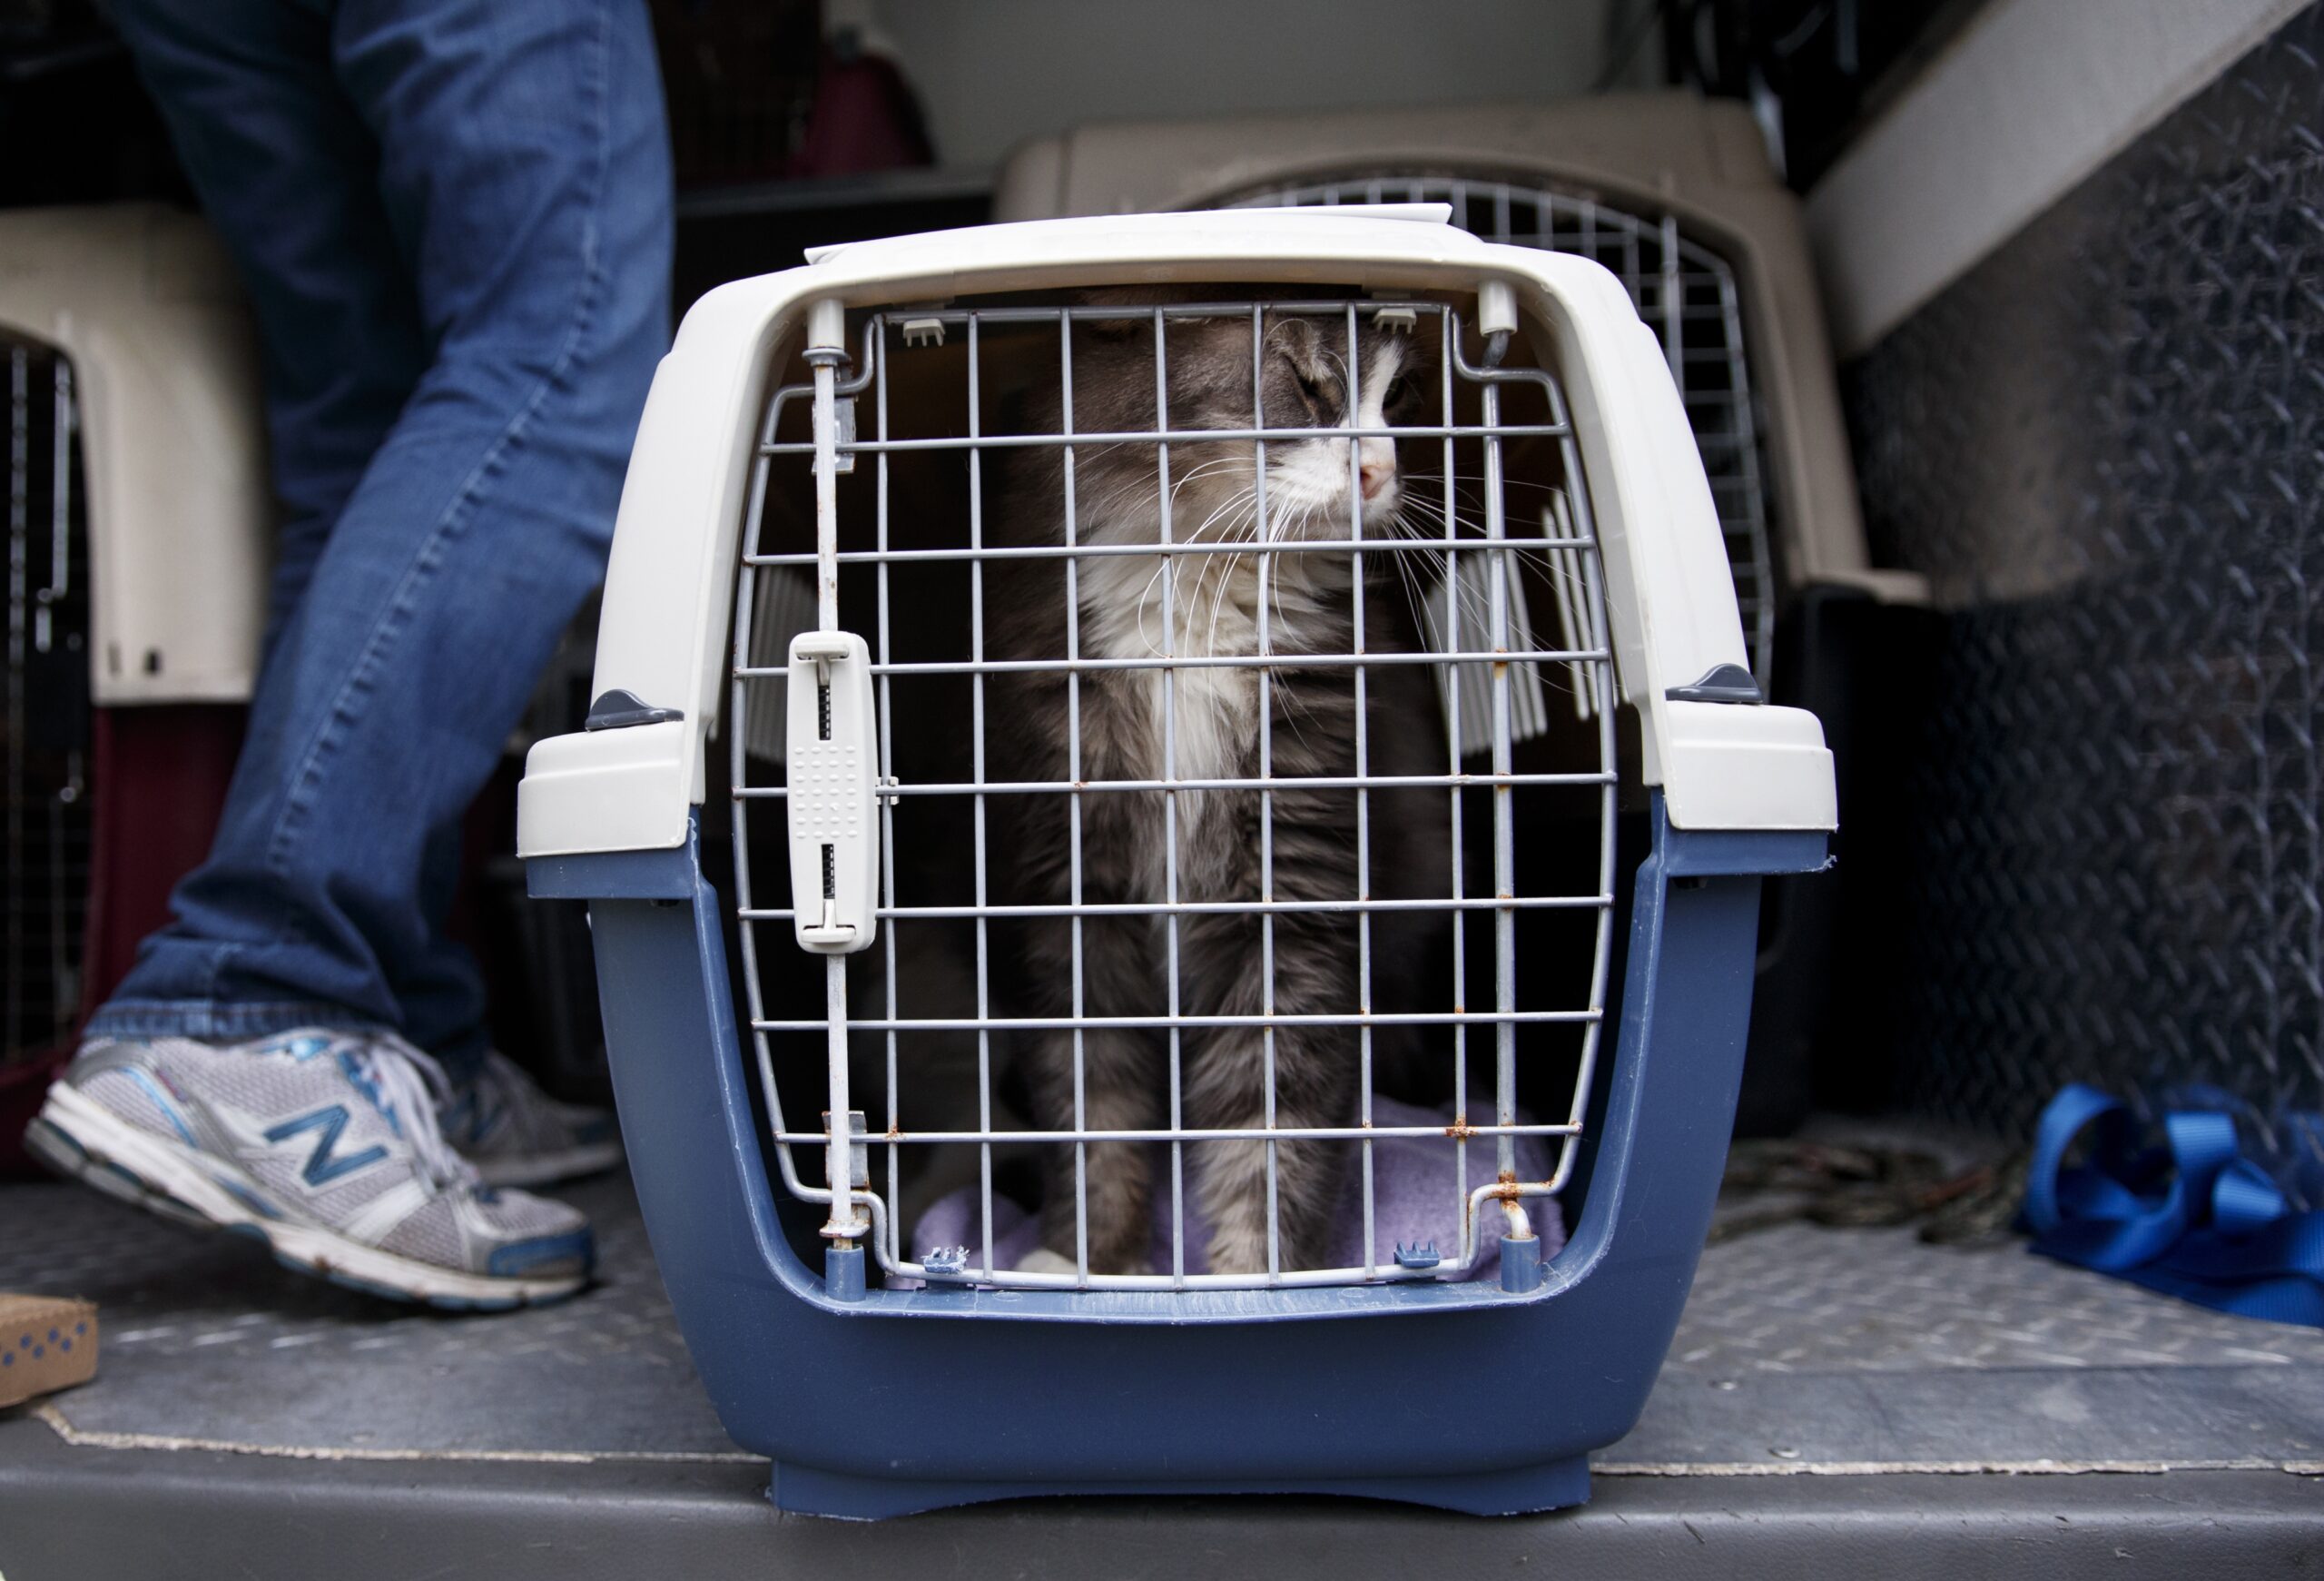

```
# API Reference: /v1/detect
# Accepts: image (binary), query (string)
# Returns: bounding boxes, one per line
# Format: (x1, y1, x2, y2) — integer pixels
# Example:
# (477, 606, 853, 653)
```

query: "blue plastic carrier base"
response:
(768, 1454, 1592, 1520)
(529, 794, 1826, 1519)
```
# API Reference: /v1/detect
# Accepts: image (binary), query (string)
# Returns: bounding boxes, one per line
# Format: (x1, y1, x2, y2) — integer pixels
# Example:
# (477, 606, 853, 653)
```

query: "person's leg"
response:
(38, 0, 669, 1308)
(323, 0, 674, 1066)
(96, 0, 430, 647)
(86, 0, 674, 1071)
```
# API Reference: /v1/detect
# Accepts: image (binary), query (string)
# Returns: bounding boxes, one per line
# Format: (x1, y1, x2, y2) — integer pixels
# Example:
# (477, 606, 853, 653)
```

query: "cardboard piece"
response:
(0, 1293, 98, 1408)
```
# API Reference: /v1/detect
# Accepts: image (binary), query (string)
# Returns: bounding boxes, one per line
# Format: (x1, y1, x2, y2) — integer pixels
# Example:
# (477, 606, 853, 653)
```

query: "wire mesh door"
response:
(1227, 176, 1777, 687)
(729, 291, 1619, 1293)
(5, 335, 91, 1068)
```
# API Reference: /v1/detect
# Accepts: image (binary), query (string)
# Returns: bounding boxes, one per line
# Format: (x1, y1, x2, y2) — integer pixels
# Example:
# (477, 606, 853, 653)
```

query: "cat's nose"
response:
(1359, 458, 1393, 499)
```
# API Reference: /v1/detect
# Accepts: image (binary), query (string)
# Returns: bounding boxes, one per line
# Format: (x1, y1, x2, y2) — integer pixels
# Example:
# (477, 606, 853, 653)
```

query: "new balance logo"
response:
(261, 1106, 389, 1186)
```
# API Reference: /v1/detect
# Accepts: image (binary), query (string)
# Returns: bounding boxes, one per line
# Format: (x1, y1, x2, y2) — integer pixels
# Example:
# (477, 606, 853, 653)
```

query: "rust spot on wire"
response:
(1444, 1119, 1479, 1141)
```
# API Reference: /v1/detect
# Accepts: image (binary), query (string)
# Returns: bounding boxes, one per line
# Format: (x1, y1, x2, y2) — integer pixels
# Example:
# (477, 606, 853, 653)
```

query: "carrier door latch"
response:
(785, 630, 881, 954)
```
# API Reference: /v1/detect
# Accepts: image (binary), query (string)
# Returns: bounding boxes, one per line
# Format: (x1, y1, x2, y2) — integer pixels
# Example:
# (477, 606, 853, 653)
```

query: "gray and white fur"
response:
(990, 293, 1449, 1276)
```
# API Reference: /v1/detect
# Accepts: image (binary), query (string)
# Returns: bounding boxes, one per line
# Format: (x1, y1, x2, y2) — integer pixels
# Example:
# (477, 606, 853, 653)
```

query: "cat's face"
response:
(1241, 314, 1433, 538)
(1157, 312, 1433, 542)
(1066, 303, 1435, 549)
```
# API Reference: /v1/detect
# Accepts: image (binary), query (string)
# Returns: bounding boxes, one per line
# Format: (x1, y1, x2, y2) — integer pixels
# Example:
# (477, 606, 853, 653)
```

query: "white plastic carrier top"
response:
(518, 206, 1836, 859)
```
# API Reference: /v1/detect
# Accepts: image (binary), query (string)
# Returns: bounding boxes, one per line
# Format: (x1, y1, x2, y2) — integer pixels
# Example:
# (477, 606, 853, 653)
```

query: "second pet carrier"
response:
(519, 206, 1835, 1517)
(0, 204, 270, 1159)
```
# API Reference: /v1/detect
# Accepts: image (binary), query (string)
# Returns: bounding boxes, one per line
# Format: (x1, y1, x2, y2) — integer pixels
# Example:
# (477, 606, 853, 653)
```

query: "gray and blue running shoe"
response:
(27, 1030, 594, 1310)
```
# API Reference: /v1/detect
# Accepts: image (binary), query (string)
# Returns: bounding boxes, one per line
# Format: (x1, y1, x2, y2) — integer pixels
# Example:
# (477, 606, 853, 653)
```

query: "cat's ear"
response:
(1069, 285, 1198, 341)
(1262, 312, 1324, 368)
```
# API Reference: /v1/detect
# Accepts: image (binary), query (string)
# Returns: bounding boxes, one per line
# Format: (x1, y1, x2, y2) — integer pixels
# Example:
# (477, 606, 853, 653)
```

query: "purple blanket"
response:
(908, 1095, 1565, 1282)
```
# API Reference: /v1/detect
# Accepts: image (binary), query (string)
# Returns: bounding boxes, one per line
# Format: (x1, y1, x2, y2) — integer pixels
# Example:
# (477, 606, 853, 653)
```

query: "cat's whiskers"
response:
(1197, 501, 1265, 662)
(1383, 531, 1501, 651)
(1128, 553, 1177, 658)
(1202, 524, 1256, 660)
(1177, 505, 1265, 657)
(1073, 452, 1247, 538)
(1403, 469, 1573, 495)
(1129, 479, 1256, 657)
(1379, 507, 1452, 647)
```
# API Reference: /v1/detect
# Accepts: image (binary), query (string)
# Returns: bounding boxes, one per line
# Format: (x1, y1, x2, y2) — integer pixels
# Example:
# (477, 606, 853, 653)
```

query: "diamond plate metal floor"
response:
(0, 1171, 736, 1458)
(1679, 1219, 2324, 1377)
(1620, 1218, 2324, 1474)
(3, 1157, 2319, 1474)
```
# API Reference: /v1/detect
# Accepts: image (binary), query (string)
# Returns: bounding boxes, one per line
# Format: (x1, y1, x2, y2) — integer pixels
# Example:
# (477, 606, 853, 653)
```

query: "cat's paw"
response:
(1016, 1248, 1078, 1277)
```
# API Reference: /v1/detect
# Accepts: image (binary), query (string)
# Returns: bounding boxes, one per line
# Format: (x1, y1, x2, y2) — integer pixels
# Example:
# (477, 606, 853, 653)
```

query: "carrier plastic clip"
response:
(786, 631, 881, 953)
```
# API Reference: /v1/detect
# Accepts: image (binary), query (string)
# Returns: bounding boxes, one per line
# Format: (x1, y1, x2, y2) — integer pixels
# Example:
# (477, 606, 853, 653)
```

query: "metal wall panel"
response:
(1845, 3, 2324, 1199)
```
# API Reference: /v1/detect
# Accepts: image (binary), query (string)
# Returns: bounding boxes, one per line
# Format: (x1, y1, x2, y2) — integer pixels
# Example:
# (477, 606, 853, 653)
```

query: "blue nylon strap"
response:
(2024, 1083, 2324, 1329)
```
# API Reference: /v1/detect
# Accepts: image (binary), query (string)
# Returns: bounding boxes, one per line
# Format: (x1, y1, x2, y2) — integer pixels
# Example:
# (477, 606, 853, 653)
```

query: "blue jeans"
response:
(84, 0, 673, 1072)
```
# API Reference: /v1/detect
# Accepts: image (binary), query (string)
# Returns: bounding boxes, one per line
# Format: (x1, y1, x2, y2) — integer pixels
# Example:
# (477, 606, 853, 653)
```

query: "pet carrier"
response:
(998, 96, 1922, 1133)
(518, 205, 1836, 1517)
(0, 205, 269, 1143)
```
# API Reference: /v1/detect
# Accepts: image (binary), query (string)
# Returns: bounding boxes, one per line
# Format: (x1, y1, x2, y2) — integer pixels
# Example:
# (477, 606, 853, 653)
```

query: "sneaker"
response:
(26, 1030, 594, 1311)
(438, 1049, 624, 1189)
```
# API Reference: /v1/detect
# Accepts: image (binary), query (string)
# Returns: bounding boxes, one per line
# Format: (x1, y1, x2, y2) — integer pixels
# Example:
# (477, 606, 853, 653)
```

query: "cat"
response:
(987, 290, 1451, 1277)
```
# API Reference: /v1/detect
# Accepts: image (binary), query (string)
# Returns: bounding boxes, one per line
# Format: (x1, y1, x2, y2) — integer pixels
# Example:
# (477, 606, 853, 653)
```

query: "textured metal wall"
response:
(1844, 2, 2324, 1199)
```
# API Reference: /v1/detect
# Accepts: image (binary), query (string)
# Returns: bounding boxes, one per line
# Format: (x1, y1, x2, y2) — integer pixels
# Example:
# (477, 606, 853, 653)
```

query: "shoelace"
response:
(352, 1033, 481, 1191)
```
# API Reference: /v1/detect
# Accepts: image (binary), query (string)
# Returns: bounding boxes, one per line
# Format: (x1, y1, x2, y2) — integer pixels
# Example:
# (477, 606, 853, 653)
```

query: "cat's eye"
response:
(1380, 373, 1408, 407)
(1293, 366, 1324, 406)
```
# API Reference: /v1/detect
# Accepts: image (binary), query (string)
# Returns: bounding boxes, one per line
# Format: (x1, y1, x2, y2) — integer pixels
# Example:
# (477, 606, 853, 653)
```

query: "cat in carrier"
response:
(985, 290, 1454, 1276)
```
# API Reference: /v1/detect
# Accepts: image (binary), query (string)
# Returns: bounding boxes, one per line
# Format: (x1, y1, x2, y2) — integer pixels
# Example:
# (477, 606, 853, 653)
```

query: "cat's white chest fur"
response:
(1078, 553, 1259, 790)
(1152, 664, 1254, 788)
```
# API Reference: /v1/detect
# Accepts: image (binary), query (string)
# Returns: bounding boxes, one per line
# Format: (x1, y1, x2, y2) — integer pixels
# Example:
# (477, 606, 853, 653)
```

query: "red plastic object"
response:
(789, 42, 935, 179)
